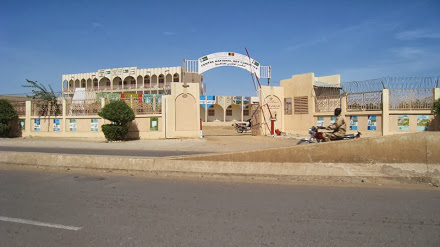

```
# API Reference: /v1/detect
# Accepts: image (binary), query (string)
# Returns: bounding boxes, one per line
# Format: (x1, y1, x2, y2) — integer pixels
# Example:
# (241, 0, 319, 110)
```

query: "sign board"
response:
(398, 115, 409, 130)
(317, 116, 324, 127)
(417, 115, 429, 131)
(91, 119, 99, 131)
(53, 119, 60, 131)
(367, 115, 377, 130)
(150, 117, 158, 131)
(70, 119, 77, 131)
(34, 119, 40, 131)
(200, 95, 215, 109)
(19, 119, 25, 130)
(198, 52, 261, 78)
(350, 116, 358, 130)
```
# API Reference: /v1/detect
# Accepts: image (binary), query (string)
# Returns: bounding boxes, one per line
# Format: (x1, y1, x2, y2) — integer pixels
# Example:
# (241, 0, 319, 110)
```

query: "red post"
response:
(271, 119, 274, 135)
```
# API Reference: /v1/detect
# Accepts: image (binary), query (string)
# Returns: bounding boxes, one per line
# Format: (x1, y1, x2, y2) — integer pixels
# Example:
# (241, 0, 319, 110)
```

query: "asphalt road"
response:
(1, 169, 439, 247)
(0, 146, 210, 157)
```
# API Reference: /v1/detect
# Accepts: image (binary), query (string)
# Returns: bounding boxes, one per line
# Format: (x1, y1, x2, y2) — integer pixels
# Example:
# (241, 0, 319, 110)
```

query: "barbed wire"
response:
(342, 76, 439, 93)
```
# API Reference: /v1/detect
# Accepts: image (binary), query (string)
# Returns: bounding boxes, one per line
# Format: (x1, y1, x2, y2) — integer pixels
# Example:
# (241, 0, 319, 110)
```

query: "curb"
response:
(1, 151, 439, 186)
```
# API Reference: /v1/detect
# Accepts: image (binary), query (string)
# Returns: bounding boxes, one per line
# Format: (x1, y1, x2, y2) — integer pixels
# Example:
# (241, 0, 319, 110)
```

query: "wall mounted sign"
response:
(317, 116, 324, 127)
(34, 119, 40, 131)
(53, 119, 60, 131)
(417, 115, 429, 131)
(397, 115, 409, 130)
(91, 119, 99, 131)
(368, 115, 377, 130)
(70, 119, 77, 131)
(350, 116, 358, 130)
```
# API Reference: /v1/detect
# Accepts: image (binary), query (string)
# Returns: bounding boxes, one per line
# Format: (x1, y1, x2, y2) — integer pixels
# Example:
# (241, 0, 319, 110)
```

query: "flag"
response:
(228, 52, 235, 56)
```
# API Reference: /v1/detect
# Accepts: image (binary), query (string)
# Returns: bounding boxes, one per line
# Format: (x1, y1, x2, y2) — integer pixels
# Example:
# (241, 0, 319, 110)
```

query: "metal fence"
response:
(389, 89, 434, 110)
(347, 91, 382, 111)
(315, 95, 341, 112)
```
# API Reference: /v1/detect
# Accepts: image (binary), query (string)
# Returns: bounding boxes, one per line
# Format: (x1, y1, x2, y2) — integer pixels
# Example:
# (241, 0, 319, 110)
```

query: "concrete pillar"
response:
(382, 89, 390, 136)
(241, 96, 244, 122)
(25, 101, 31, 135)
(434, 88, 440, 100)
(341, 93, 347, 117)
(62, 98, 67, 132)
(101, 98, 105, 108)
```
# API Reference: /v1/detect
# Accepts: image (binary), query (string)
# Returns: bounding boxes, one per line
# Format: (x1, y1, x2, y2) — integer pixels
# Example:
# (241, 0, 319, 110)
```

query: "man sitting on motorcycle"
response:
(322, 108, 346, 142)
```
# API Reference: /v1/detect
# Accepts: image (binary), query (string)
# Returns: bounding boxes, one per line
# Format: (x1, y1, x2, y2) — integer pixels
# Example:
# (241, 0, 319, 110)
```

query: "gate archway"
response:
(183, 52, 271, 79)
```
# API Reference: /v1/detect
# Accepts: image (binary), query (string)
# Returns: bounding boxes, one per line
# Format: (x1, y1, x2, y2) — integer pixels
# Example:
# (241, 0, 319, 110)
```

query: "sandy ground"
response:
(0, 126, 302, 154)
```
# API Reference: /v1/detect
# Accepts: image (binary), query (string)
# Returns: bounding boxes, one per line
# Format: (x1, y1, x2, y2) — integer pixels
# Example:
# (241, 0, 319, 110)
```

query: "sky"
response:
(1, 0, 439, 97)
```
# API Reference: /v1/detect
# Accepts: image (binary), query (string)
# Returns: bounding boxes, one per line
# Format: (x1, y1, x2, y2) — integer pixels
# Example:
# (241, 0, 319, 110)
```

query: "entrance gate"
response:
(184, 52, 272, 136)
(183, 52, 271, 81)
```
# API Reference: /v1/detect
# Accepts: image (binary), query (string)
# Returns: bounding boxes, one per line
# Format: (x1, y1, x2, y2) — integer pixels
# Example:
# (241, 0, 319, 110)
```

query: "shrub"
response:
(101, 124, 129, 141)
(0, 99, 18, 124)
(98, 101, 135, 126)
(433, 98, 440, 117)
(0, 99, 18, 137)
(98, 101, 135, 141)
(0, 124, 11, 137)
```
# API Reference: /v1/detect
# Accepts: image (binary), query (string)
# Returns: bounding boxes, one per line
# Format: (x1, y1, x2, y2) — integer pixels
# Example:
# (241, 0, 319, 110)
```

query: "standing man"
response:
(323, 108, 346, 142)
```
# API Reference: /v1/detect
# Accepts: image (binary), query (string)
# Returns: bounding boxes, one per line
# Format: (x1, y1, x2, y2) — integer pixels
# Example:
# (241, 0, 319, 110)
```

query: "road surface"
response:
(1, 169, 439, 247)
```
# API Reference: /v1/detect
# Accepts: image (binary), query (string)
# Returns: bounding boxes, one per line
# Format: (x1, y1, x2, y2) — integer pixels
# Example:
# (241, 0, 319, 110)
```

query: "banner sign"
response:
(317, 116, 324, 127)
(417, 115, 429, 131)
(91, 119, 99, 131)
(398, 115, 409, 130)
(198, 52, 261, 78)
(350, 116, 358, 130)
(19, 119, 25, 130)
(34, 119, 40, 131)
(70, 119, 77, 131)
(200, 95, 215, 109)
(368, 115, 377, 130)
(150, 117, 158, 131)
(53, 119, 60, 131)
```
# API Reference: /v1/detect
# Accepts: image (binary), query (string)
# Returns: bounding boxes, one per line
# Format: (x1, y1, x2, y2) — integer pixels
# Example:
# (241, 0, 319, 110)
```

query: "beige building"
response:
(62, 66, 203, 97)
(259, 73, 439, 136)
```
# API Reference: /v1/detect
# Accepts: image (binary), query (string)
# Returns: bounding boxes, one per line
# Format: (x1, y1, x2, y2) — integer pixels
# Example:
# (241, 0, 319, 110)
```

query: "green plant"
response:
(0, 99, 18, 137)
(101, 125, 129, 141)
(98, 101, 135, 141)
(433, 98, 440, 117)
(22, 79, 61, 116)
(0, 124, 11, 137)
(0, 99, 18, 124)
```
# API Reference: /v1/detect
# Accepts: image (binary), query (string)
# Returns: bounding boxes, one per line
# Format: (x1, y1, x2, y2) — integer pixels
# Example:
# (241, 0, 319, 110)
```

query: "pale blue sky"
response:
(1, 0, 439, 96)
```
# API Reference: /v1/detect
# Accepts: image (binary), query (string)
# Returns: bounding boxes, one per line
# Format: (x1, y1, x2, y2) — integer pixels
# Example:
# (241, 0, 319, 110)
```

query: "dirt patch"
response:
(0, 126, 299, 154)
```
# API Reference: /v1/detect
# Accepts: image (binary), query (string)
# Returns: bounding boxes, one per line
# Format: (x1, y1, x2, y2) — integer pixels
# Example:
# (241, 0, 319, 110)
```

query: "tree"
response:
(433, 98, 440, 117)
(22, 79, 61, 116)
(98, 101, 135, 141)
(0, 99, 18, 137)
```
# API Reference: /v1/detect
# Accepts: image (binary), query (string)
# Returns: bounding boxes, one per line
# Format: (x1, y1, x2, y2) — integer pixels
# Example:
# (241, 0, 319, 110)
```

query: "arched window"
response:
(144, 75, 150, 87)
(93, 78, 98, 88)
(173, 73, 179, 82)
(158, 74, 165, 84)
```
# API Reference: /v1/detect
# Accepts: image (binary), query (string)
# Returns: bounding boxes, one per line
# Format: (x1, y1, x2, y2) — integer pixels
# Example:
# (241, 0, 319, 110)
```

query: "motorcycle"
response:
(297, 126, 361, 144)
(233, 120, 251, 133)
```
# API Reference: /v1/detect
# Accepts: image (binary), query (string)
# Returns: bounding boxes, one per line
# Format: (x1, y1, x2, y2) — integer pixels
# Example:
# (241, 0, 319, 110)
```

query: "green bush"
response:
(98, 101, 135, 126)
(433, 98, 440, 117)
(98, 101, 135, 141)
(0, 99, 18, 124)
(0, 99, 18, 137)
(0, 124, 11, 137)
(101, 124, 129, 141)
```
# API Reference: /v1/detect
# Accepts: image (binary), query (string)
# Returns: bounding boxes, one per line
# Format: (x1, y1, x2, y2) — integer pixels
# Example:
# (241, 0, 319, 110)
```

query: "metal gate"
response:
(251, 103, 261, 136)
